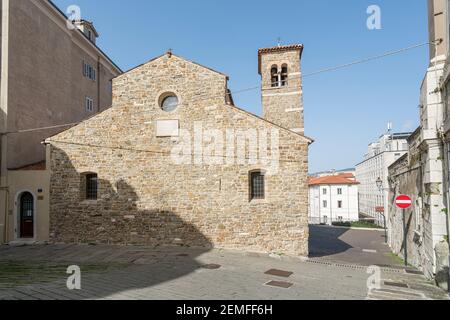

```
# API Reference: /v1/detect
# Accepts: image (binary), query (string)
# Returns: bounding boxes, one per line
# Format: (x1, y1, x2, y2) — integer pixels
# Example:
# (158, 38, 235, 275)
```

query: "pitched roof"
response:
(258, 44, 304, 74)
(10, 161, 46, 171)
(309, 174, 359, 186)
(116, 52, 228, 80)
(338, 173, 354, 179)
(47, 52, 314, 145)
(230, 104, 314, 144)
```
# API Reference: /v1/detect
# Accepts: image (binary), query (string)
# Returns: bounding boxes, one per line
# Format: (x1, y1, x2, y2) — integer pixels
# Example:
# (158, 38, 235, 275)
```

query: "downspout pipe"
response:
(97, 56, 101, 113)
(0, 134, 9, 244)
(0, 186, 9, 244)
(329, 184, 333, 225)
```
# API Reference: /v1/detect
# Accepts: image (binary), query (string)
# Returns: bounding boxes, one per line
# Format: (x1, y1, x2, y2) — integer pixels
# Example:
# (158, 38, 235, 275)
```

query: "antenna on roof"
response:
(167, 48, 173, 58)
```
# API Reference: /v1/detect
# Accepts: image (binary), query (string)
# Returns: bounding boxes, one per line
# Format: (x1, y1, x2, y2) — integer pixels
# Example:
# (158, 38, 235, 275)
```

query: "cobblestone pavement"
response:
(0, 244, 448, 300)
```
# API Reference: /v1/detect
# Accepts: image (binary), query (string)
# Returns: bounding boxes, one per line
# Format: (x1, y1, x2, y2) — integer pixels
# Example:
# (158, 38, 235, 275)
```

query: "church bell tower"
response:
(258, 44, 304, 134)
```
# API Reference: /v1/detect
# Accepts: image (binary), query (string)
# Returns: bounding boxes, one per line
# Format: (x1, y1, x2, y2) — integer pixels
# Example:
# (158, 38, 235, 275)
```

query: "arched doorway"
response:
(19, 192, 34, 239)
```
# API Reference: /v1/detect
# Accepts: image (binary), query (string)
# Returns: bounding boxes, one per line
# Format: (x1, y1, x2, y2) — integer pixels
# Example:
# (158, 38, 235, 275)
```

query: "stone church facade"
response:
(46, 45, 312, 256)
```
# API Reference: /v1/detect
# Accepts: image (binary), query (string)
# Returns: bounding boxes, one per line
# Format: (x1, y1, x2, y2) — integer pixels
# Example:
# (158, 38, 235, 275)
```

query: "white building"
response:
(309, 173, 360, 225)
(355, 132, 411, 227)
(312, 168, 356, 178)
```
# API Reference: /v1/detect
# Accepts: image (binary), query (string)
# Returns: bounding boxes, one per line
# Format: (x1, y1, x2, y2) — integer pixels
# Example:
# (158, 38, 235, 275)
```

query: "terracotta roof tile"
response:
(258, 44, 304, 55)
(258, 44, 304, 74)
(308, 173, 359, 186)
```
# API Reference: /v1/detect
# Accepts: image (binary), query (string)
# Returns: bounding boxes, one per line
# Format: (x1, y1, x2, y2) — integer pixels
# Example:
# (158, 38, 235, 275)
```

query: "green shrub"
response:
(332, 221, 351, 227)
(331, 221, 383, 229)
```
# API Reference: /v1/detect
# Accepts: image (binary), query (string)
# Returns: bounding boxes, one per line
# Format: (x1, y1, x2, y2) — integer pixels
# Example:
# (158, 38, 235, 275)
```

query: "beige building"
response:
(0, 0, 121, 243)
(45, 45, 312, 256)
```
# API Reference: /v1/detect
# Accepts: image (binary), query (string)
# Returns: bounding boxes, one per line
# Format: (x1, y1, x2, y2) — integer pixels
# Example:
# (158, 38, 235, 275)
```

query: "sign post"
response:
(395, 195, 413, 267)
(375, 206, 387, 243)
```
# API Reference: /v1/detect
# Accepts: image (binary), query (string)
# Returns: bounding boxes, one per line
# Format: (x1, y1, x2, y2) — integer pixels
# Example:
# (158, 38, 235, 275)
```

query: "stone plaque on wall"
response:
(156, 120, 180, 137)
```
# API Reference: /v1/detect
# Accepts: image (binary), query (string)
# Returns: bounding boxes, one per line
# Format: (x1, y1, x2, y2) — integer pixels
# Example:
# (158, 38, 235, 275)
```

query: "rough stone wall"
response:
(388, 130, 437, 278)
(49, 54, 310, 256)
(260, 50, 304, 133)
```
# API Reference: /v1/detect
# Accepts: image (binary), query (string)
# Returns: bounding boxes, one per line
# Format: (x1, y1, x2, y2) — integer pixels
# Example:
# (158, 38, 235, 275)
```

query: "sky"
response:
(53, 0, 429, 173)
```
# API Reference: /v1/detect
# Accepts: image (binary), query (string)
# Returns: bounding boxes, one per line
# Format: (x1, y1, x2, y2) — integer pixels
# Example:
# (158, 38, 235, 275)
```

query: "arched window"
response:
(85, 173, 98, 200)
(271, 66, 279, 88)
(250, 170, 265, 200)
(281, 64, 288, 87)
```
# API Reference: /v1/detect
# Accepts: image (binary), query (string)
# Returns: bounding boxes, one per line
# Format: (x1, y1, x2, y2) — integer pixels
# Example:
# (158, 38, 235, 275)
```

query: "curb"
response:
(312, 225, 385, 232)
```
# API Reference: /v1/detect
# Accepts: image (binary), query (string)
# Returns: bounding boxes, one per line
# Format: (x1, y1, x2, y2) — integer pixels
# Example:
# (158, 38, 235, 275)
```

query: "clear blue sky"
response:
(54, 0, 429, 173)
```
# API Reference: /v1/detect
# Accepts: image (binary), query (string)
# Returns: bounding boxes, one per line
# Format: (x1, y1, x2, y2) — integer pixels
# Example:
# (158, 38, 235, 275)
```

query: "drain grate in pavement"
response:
(306, 259, 404, 274)
(405, 269, 423, 275)
(264, 269, 293, 278)
(265, 281, 293, 289)
(176, 254, 189, 257)
(384, 281, 409, 288)
(202, 264, 221, 270)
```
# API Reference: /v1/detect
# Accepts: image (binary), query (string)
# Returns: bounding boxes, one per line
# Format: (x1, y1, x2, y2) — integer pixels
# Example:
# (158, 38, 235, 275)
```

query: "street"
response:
(0, 226, 447, 300)
(309, 225, 403, 267)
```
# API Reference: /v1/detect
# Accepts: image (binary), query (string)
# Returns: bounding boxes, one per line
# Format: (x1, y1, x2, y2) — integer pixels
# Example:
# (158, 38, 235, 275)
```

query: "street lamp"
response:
(376, 177, 383, 191)
(376, 177, 388, 244)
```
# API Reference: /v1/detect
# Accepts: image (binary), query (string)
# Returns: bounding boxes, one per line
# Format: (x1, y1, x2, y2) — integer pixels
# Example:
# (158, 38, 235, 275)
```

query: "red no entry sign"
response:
(395, 195, 412, 209)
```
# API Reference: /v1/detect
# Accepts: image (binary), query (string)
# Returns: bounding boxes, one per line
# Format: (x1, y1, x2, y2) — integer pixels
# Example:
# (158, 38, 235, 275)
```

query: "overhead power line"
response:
(302, 41, 433, 78)
(2, 40, 435, 136)
(50, 139, 303, 164)
(1, 123, 79, 135)
(230, 40, 434, 96)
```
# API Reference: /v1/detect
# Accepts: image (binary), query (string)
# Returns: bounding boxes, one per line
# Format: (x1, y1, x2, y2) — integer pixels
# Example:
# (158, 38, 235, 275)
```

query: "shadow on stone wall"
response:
(49, 146, 214, 298)
(308, 225, 352, 258)
(388, 164, 423, 268)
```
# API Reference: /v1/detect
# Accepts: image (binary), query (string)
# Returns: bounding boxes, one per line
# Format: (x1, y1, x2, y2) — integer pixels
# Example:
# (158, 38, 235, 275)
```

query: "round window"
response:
(160, 94, 179, 112)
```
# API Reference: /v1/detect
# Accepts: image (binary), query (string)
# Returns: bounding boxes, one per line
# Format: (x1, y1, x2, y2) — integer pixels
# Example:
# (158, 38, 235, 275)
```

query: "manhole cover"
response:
(384, 281, 408, 288)
(202, 264, 221, 270)
(264, 269, 293, 278)
(265, 281, 293, 289)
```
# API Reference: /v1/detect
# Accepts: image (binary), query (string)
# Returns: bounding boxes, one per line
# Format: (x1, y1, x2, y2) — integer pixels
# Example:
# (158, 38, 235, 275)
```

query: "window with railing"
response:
(250, 171, 265, 200)
(85, 173, 98, 200)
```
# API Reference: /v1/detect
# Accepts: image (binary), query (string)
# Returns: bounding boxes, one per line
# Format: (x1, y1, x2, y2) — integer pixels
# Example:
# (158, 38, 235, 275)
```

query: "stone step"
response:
(368, 288, 430, 300)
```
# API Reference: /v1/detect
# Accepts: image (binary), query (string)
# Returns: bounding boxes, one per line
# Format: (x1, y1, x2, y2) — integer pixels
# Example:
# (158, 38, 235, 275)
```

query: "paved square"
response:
(0, 243, 448, 300)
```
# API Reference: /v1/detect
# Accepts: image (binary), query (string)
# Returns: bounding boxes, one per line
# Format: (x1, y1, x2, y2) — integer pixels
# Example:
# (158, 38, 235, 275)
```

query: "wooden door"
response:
(20, 192, 34, 238)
